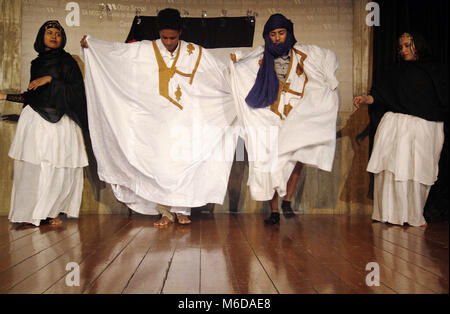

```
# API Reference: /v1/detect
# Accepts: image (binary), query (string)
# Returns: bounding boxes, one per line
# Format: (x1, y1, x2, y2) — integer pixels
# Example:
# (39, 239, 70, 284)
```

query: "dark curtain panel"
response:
(125, 15, 255, 48)
(371, 0, 449, 222)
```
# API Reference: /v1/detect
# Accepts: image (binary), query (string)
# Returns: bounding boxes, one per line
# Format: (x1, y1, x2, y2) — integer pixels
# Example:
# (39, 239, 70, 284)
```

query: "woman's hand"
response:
(27, 76, 52, 91)
(230, 53, 237, 63)
(353, 95, 374, 109)
(80, 35, 88, 48)
(0, 93, 6, 101)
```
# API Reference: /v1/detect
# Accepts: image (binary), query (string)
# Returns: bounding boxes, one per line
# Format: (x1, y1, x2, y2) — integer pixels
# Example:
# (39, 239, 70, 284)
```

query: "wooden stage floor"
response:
(0, 213, 448, 294)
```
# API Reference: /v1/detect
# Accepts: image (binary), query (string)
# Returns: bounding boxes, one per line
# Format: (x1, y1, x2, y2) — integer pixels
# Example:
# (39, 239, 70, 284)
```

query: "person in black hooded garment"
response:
(353, 32, 448, 227)
(0, 20, 89, 227)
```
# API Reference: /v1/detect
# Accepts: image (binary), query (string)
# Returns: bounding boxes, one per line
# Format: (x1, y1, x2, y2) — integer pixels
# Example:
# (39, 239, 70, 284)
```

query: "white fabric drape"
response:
(229, 44, 340, 201)
(82, 36, 237, 215)
(368, 112, 444, 226)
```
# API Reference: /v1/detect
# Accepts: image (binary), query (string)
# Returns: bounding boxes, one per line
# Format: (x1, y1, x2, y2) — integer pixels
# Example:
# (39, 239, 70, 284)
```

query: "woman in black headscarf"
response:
(354, 32, 448, 227)
(0, 20, 89, 227)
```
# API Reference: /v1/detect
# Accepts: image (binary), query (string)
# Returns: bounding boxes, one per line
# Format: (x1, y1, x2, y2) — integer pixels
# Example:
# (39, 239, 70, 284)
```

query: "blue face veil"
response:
(245, 14, 297, 108)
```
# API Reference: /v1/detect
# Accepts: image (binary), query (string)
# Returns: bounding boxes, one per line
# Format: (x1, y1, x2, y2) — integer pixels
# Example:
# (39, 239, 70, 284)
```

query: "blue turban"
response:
(245, 14, 297, 108)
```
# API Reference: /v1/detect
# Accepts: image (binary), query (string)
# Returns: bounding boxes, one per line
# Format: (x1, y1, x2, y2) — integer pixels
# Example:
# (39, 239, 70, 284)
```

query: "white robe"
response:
(368, 112, 444, 226)
(229, 44, 339, 201)
(8, 105, 87, 225)
(82, 36, 237, 215)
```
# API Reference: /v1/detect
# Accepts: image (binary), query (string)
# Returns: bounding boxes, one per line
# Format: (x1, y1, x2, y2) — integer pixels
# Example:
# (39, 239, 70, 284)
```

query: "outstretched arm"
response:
(1, 92, 27, 103)
(353, 95, 374, 109)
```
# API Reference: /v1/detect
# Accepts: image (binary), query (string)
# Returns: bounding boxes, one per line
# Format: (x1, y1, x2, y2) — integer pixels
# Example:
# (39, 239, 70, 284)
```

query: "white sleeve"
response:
(322, 48, 339, 90)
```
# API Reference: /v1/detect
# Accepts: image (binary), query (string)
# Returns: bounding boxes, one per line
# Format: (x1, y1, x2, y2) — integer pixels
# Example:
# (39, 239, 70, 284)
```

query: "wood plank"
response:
(162, 245, 201, 294)
(43, 218, 143, 294)
(84, 219, 161, 294)
(122, 243, 176, 294)
(237, 215, 317, 293)
(0, 213, 446, 295)
(0, 219, 81, 273)
(296, 215, 443, 293)
(330, 215, 449, 293)
(5, 215, 130, 294)
(0, 225, 39, 248)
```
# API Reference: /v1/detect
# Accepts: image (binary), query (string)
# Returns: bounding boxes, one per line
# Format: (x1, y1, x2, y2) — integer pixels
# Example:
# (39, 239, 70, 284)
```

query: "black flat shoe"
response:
(281, 200, 295, 218)
(264, 212, 280, 224)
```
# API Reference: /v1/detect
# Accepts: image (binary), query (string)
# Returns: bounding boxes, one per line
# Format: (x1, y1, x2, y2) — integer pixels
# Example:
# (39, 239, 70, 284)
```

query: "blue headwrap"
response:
(245, 14, 297, 108)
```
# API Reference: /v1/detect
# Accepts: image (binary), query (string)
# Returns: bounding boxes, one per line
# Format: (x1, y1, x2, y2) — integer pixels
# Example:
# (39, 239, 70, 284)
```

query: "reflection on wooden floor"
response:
(0, 213, 448, 294)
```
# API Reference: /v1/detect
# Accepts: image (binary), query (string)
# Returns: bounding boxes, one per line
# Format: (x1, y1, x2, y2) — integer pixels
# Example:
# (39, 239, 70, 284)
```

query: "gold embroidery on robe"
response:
(269, 48, 309, 119)
(175, 85, 182, 101)
(293, 47, 309, 97)
(187, 43, 195, 55)
(284, 103, 293, 117)
(296, 63, 303, 76)
(152, 41, 202, 110)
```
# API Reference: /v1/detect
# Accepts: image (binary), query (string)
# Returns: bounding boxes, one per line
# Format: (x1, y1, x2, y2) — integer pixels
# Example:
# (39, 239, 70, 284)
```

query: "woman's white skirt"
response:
(367, 112, 444, 226)
(8, 106, 88, 226)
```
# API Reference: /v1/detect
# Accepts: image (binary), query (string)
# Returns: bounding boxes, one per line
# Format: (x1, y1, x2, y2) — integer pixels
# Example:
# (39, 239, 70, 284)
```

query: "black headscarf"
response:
(22, 20, 89, 132)
(370, 32, 448, 122)
(33, 20, 67, 53)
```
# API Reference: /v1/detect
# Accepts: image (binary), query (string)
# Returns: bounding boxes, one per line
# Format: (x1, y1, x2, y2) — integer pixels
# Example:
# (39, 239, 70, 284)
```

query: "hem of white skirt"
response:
(367, 168, 436, 186)
(9, 210, 78, 226)
(8, 155, 88, 169)
(103, 174, 226, 208)
(371, 214, 426, 227)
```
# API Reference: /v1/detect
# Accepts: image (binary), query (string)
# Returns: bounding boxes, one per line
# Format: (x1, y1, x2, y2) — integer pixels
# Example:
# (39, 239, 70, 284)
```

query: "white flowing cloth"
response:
(82, 36, 237, 215)
(9, 105, 88, 226)
(229, 44, 339, 201)
(368, 112, 444, 226)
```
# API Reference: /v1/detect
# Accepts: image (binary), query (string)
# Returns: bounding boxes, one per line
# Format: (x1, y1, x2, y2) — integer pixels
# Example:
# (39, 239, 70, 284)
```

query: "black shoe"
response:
(264, 212, 280, 224)
(281, 200, 295, 218)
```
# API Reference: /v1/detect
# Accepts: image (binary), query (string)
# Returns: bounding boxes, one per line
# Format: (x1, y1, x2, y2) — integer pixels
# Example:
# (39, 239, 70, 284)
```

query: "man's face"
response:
(159, 29, 181, 53)
(269, 28, 287, 45)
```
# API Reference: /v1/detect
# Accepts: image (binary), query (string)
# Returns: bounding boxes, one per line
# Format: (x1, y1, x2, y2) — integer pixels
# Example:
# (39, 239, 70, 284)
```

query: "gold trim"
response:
(189, 45, 202, 85)
(269, 48, 309, 119)
(175, 85, 182, 101)
(293, 47, 308, 97)
(284, 103, 293, 117)
(187, 43, 195, 55)
(296, 63, 303, 76)
(152, 41, 203, 110)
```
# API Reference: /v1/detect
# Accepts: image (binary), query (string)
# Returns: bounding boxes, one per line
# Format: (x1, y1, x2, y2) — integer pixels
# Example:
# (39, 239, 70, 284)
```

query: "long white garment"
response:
(367, 112, 444, 226)
(367, 112, 444, 185)
(8, 106, 87, 226)
(229, 44, 339, 201)
(82, 36, 237, 215)
(372, 171, 430, 226)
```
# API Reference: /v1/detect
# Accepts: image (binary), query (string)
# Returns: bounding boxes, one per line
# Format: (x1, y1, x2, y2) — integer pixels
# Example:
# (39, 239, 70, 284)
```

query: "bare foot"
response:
(48, 217, 63, 226)
(176, 213, 191, 225)
(19, 222, 36, 229)
(419, 222, 428, 227)
(154, 215, 174, 227)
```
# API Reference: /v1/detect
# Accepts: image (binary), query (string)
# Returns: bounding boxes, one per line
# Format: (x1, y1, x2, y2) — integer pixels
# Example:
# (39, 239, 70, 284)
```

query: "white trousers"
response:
(372, 171, 430, 226)
(9, 160, 84, 226)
